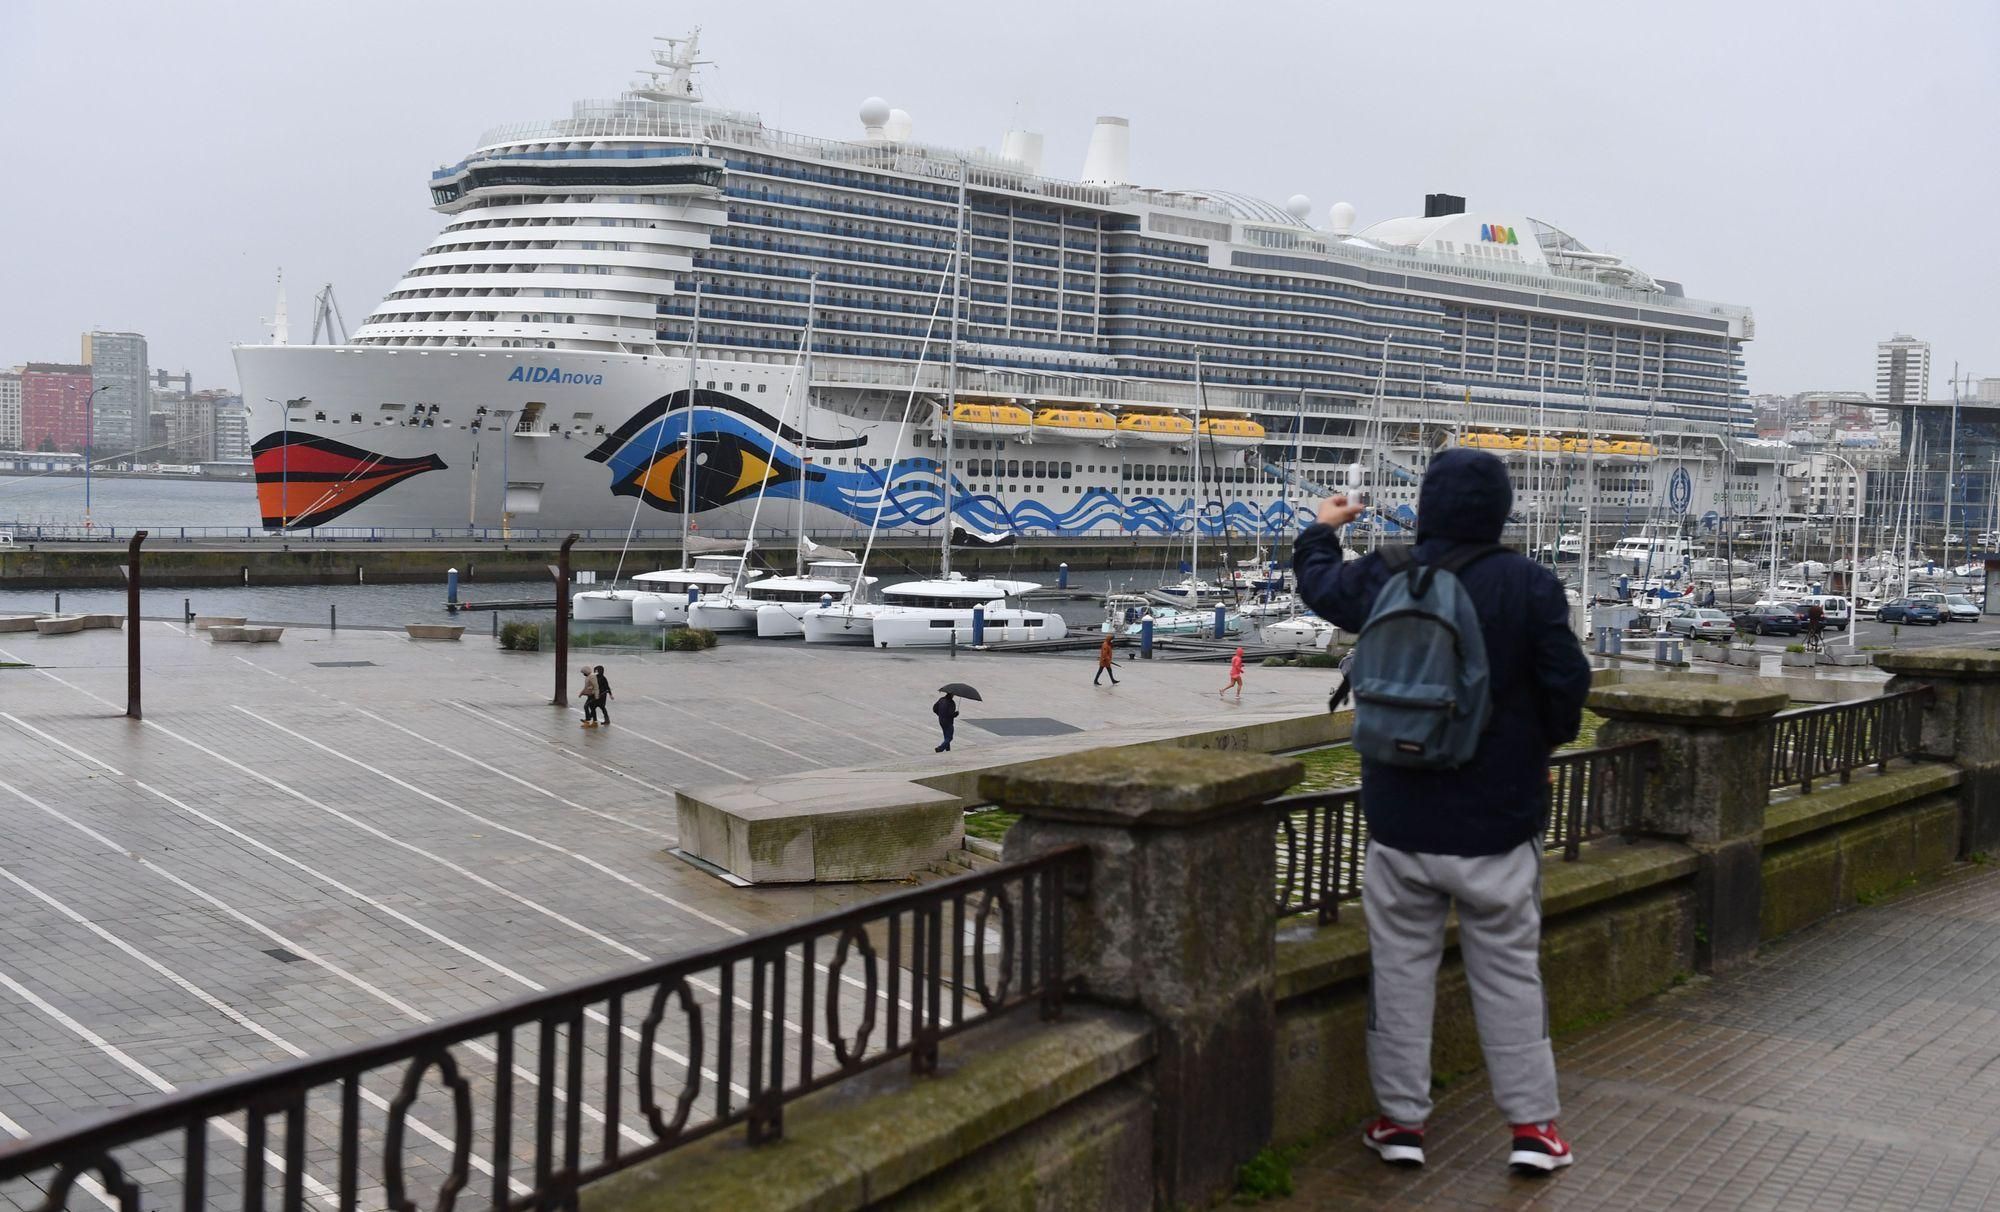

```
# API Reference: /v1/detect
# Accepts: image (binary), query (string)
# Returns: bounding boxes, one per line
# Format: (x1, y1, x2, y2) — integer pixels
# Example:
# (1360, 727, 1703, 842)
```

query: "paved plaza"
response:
(0, 622, 1326, 1158)
(1283, 863, 2000, 1211)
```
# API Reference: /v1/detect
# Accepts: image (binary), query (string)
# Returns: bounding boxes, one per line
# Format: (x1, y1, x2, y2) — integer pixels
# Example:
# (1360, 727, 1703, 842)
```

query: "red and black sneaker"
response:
(1508, 1121, 1574, 1173)
(1361, 1116, 1426, 1167)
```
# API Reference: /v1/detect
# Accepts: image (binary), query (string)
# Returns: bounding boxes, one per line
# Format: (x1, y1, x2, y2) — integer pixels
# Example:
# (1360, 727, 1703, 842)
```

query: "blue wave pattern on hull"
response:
(600, 406, 1415, 536)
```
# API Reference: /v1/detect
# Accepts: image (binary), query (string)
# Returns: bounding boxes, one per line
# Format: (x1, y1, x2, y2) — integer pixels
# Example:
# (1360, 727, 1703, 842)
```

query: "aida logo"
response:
(507, 366, 604, 385)
(1480, 224, 1519, 245)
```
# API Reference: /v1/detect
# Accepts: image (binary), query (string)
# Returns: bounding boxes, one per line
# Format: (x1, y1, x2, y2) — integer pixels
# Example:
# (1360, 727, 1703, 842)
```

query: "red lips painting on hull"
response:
(251, 434, 446, 529)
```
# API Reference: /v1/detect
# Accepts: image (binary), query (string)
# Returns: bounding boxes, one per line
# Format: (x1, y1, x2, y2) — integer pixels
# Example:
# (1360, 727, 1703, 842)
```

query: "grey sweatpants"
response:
(1363, 838, 1558, 1126)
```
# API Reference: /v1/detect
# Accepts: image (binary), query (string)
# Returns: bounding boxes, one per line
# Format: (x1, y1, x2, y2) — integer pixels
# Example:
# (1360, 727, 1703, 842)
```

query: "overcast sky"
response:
(1, 0, 1993, 396)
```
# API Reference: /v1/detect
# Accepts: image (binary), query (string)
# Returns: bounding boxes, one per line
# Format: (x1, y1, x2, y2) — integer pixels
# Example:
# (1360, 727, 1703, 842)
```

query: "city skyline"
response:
(1, 0, 1994, 395)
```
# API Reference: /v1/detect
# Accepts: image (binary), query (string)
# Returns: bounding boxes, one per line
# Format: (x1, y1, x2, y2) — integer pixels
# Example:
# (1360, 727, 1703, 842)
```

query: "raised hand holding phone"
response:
(1318, 494, 1368, 529)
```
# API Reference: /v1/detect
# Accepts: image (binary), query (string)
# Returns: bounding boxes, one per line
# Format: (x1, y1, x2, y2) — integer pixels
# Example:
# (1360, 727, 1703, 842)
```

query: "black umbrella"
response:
(937, 682, 983, 701)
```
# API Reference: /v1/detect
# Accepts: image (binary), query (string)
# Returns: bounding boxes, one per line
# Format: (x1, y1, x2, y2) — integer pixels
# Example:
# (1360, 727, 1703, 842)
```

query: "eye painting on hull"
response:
(250, 433, 446, 529)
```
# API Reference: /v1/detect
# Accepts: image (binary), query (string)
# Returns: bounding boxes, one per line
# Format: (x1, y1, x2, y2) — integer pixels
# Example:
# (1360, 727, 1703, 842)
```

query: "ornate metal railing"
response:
(0, 848, 1088, 1212)
(1768, 686, 1933, 794)
(1274, 741, 1660, 921)
(1546, 741, 1657, 860)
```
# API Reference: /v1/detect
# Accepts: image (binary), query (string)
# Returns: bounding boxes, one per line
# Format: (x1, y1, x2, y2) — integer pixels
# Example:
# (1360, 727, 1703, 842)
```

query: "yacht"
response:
(685, 559, 870, 631)
(798, 574, 1058, 646)
(612, 555, 763, 625)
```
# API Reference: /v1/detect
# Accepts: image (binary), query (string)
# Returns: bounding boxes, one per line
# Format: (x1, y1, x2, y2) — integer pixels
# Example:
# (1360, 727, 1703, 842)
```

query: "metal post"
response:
(1212, 603, 1226, 639)
(971, 605, 986, 646)
(1141, 616, 1154, 659)
(446, 567, 459, 607)
(551, 533, 578, 706)
(125, 531, 146, 718)
(1057, 562, 1069, 590)
(330, 604, 337, 631)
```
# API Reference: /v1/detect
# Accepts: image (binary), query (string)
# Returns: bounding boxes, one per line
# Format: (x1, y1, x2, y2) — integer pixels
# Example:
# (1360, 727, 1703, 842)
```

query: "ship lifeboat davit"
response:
(1116, 411, 1196, 445)
(950, 402, 1032, 437)
(1031, 407, 1116, 441)
(1198, 417, 1265, 448)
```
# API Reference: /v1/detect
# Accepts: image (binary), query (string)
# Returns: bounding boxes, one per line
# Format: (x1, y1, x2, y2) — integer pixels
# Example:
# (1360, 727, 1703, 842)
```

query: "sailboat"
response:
(1147, 353, 1233, 609)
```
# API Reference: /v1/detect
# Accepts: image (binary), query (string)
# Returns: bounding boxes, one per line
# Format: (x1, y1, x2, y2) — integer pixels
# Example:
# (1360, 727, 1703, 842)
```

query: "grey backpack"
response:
(1337, 544, 1500, 769)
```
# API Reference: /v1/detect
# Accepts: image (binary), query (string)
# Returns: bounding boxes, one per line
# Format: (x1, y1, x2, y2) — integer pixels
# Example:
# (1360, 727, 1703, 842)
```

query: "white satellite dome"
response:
(1285, 194, 1313, 221)
(1328, 201, 1357, 236)
(885, 108, 914, 141)
(858, 97, 891, 128)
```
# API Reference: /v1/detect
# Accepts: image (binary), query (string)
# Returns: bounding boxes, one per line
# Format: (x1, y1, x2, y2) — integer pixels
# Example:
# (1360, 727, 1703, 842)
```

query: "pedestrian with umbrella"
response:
(934, 682, 980, 752)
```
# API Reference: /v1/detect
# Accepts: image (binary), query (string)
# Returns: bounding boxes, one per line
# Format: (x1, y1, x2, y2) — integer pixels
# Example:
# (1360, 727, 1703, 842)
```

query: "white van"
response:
(1797, 595, 1852, 631)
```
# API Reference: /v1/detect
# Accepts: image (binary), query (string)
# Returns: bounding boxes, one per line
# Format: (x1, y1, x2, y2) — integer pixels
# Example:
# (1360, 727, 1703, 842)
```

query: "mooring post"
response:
(551, 533, 579, 706)
(125, 531, 147, 719)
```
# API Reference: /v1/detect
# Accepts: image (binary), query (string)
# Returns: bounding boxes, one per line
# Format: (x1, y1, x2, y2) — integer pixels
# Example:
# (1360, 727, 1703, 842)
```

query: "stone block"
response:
(1759, 835, 1842, 940)
(206, 626, 247, 643)
(404, 623, 465, 640)
(77, 614, 123, 630)
(33, 616, 83, 635)
(677, 776, 965, 883)
(0, 614, 45, 633)
(192, 615, 247, 630)
(242, 627, 283, 643)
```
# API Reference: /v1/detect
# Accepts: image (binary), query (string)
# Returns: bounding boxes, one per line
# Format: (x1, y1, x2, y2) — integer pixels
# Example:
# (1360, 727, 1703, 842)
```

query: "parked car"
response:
(1908, 591, 1977, 622)
(1796, 594, 1853, 631)
(1666, 608, 1736, 640)
(1876, 598, 1943, 626)
(1733, 604, 1805, 636)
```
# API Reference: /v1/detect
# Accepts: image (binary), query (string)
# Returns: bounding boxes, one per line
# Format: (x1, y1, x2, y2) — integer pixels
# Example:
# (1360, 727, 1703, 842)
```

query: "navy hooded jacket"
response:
(1292, 448, 1592, 856)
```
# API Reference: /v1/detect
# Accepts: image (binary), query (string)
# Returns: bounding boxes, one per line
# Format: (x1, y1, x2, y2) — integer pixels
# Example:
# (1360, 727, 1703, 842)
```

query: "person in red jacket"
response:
(1219, 646, 1244, 701)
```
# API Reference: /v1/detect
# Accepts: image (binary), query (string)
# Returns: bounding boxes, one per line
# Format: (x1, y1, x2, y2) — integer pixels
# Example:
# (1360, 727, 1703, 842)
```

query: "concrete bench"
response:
(78, 614, 123, 630)
(405, 623, 465, 641)
(0, 614, 45, 633)
(192, 615, 248, 630)
(208, 626, 283, 644)
(34, 616, 85, 636)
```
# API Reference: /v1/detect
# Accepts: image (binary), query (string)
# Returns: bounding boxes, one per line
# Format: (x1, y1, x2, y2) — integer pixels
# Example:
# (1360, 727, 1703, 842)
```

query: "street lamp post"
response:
(83, 384, 109, 530)
(1823, 451, 1866, 651)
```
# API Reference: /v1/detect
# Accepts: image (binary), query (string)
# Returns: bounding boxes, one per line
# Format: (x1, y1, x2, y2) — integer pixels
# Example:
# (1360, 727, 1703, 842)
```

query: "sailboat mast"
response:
(1192, 351, 1204, 585)
(940, 164, 967, 578)
(681, 283, 701, 552)
(797, 277, 816, 575)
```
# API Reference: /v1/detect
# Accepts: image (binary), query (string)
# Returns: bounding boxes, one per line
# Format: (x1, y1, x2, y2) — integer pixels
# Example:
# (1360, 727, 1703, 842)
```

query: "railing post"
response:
(1589, 683, 1788, 973)
(1875, 649, 2000, 858)
(982, 748, 1302, 1210)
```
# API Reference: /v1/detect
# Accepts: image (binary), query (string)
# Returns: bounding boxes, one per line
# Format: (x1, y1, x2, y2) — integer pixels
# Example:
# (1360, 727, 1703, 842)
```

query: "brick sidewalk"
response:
(1282, 864, 2000, 1211)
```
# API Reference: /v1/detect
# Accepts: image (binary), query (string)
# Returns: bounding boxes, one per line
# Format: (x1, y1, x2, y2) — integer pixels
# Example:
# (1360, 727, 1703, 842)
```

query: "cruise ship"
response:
(235, 30, 1780, 542)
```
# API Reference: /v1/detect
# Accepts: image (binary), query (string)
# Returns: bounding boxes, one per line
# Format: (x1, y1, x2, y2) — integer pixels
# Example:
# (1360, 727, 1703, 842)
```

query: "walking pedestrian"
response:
(1094, 634, 1119, 685)
(932, 690, 957, 752)
(1294, 448, 1592, 1175)
(593, 664, 613, 726)
(1219, 646, 1244, 701)
(579, 666, 600, 728)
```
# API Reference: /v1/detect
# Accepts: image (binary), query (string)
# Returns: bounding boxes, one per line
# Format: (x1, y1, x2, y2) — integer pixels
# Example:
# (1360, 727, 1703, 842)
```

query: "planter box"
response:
(1823, 652, 1873, 667)
(1781, 651, 1815, 668)
(405, 624, 465, 641)
(1726, 648, 1761, 667)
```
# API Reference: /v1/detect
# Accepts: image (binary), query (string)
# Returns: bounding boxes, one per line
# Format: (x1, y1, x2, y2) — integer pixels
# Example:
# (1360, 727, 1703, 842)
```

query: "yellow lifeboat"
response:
(949, 401, 1032, 437)
(1520, 435, 1563, 453)
(1457, 432, 1513, 450)
(1031, 407, 1117, 441)
(1606, 440, 1653, 459)
(1197, 417, 1265, 448)
(1560, 437, 1614, 456)
(1117, 411, 1197, 445)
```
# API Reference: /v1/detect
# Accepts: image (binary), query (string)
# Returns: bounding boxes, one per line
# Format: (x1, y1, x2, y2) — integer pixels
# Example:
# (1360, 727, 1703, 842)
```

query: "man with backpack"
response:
(1293, 448, 1592, 1176)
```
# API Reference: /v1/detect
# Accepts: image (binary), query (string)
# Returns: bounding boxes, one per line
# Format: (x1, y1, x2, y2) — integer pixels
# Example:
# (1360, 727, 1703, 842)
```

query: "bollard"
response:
(331, 604, 338, 632)
(491, 612, 499, 638)
(446, 567, 459, 606)
(1057, 562, 1069, 590)
(1141, 616, 1155, 659)
(687, 585, 700, 608)
(183, 597, 192, 624)
(1213, 603, 1227, 639)
(972, 605, 986, 646)
(53, 592, 60, 613)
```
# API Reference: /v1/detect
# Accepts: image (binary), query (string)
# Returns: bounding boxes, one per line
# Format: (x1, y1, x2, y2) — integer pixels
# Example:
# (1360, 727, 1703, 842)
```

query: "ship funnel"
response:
(1000, 129, 1045, 176)
(1080, 116, 1130, 187)
(885, 108, 913, 142)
